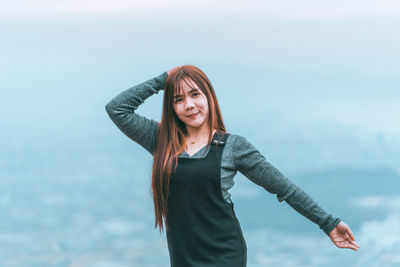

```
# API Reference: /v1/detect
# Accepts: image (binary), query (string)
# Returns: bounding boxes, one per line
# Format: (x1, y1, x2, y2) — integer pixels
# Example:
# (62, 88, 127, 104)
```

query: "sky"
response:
(2, 0, 400, 21)
(1, 0, 399, 174)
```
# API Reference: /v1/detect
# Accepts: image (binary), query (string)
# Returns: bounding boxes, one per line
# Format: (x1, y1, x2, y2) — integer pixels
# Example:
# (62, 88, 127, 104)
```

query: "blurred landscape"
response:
(1, 1, 400, 266)
(1, 112, 399, 266)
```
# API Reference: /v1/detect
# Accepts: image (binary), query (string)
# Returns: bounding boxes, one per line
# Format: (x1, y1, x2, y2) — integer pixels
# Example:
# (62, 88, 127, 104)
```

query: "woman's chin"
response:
(185, 120, 206, 129)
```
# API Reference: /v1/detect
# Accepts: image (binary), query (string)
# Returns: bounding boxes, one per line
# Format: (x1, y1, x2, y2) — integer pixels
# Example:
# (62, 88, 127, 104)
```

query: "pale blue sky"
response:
(1, 0, 399, 174)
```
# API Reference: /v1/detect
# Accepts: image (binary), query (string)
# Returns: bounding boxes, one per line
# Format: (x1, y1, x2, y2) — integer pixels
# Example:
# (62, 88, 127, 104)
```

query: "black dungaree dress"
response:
(166, 131, 247, 267)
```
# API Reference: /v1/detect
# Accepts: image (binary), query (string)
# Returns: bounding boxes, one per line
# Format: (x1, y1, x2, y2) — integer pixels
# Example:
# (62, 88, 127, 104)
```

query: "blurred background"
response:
(1, 0, 400, 266)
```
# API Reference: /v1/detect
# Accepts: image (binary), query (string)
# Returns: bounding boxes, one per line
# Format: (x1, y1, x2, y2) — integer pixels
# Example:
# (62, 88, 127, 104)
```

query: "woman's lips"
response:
(187, 112, 199, 118)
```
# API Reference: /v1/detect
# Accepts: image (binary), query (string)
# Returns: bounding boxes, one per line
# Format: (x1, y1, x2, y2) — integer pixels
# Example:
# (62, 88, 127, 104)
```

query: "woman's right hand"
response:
(167, 66, 181, 76)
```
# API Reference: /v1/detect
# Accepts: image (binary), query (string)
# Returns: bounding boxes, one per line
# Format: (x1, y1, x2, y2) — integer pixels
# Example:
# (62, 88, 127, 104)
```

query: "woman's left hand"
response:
(329, 221, 360, 251)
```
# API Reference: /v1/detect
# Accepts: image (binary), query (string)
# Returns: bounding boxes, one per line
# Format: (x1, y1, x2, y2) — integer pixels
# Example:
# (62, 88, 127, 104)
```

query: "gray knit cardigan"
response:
(105, 71, 341, 236)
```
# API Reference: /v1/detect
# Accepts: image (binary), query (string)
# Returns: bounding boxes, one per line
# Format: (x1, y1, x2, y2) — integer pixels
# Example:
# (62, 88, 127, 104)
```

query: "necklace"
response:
(187, 136, 206, 145)
(188, 138, 202, 144)
(187, 130, 216, 145)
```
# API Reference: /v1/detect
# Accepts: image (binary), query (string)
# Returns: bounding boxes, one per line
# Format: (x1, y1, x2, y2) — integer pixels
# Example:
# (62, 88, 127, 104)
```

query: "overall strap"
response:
(211, 130, 230, 165)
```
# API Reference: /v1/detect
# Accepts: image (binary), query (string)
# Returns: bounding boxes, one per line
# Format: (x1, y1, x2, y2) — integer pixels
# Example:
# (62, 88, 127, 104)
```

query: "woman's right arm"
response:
(105, 71, 168, 155)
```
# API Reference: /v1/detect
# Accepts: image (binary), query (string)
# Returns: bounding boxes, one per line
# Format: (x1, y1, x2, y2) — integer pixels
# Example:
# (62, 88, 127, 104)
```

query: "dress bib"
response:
(166, 131, 247, 267)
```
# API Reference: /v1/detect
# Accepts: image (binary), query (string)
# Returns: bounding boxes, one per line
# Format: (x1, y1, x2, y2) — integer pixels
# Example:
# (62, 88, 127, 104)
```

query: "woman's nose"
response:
(184, 98, 195, 109)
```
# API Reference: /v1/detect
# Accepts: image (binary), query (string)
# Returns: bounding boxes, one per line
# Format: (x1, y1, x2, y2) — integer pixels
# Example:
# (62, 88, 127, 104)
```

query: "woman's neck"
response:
(185, 126, 216, 143)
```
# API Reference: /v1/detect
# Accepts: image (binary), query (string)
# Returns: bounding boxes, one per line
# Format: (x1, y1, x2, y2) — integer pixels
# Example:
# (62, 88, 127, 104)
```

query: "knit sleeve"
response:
(233, 134, 341, 236)
(105, 71, 168, 155)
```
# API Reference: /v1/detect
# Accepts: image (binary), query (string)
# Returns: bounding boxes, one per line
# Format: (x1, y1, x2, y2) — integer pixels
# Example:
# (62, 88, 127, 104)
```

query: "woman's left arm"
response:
(233, 135, 359, 250)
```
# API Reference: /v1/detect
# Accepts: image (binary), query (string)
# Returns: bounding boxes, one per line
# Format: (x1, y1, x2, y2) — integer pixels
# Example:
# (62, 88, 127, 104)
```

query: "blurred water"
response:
(1, 127, 399, 267)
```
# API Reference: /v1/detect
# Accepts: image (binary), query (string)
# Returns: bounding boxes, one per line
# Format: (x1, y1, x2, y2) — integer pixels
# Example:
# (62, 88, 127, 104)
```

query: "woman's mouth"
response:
(187, 112, 199, 118)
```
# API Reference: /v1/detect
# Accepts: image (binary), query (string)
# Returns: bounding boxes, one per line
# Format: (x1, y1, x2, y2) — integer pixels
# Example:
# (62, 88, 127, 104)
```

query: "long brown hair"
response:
(151, 65, 226, 233)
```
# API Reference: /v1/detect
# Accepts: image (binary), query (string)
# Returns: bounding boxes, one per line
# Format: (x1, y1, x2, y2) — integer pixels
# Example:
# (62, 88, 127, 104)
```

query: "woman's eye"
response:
(175, 98, 182, 103)
(193, 93, 200, 96)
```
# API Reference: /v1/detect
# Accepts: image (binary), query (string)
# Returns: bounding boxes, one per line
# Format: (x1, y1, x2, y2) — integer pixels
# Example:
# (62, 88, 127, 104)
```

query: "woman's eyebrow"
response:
(173, 88, 200, 98)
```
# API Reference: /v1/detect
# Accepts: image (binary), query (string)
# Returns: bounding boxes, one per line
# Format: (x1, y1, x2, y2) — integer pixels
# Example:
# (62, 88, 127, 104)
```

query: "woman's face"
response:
(173, 79, 209, 132)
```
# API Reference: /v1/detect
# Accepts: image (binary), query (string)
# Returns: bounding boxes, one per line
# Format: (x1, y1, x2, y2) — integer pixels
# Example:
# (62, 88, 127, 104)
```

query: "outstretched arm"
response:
(105, 71, 168, 154)
(233, 134, 359, 250)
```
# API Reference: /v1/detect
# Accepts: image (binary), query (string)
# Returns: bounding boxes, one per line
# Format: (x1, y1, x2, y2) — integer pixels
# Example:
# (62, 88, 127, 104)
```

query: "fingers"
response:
(346, 227, 355, 241)
(345, 233, 356, 245)
(335, 241, 359, 251)
(344, 226, 359, 249)
(341, 221, 355, 241)
(346, 243, 359, 251)
(334, 237, 360, 251)
(347, 243, 359, 251)
(351, 240, 360, 249)
(345, 232, 351, 242)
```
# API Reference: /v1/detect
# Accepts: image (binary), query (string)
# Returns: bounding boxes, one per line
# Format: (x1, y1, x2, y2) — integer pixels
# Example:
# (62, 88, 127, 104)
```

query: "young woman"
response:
(105, 65, 360, 267)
